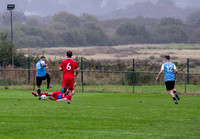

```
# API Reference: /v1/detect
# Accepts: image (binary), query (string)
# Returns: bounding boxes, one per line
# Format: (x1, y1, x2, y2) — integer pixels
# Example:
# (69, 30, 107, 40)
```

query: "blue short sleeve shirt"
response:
(161, 62, 177, 82)
(36, 61, 46, 77)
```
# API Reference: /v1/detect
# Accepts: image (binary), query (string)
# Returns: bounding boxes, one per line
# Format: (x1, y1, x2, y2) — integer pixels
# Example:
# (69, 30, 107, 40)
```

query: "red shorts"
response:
(62, 81, 74, 90)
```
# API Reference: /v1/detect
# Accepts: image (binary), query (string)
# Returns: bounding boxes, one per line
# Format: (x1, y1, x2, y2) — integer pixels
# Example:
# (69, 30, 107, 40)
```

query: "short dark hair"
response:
(66, 51, 72, 57)
(165, 55, 170, 60)
(41, 56, 45, 59)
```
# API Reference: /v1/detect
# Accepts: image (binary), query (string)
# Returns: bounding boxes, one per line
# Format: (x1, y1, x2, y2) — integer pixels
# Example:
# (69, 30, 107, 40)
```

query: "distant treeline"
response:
(1, 10, 200, 48)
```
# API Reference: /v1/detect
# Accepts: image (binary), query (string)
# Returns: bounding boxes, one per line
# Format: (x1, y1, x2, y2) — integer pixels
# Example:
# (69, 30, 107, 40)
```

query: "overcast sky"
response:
(0, 0, 200, 16)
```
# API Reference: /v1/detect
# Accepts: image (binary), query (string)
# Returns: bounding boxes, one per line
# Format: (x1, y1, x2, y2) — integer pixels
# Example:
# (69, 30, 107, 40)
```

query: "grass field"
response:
(1, 84, 200, 94)
(0, 90, 199, 139)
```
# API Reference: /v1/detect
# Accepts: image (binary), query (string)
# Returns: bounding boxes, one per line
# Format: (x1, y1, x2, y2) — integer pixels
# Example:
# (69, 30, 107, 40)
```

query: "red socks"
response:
(68, 95, 72, 101)
(40, 93, 48, 96)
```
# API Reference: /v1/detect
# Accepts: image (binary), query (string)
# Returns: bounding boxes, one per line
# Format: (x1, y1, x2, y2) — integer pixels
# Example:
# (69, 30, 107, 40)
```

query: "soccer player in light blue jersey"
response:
(36, 56, 52, 100)
(156, 55, 180, 104)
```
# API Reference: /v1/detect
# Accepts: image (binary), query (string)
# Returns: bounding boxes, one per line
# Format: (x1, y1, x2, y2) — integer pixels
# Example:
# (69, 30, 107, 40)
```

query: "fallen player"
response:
(32, 91, 68, 101)
(32, 83, 77, 102)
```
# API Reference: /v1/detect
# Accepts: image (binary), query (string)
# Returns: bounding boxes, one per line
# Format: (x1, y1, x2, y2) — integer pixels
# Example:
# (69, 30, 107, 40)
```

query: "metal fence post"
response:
(81, 57, 84, 92)
(185, 73, 187, 94)
(133, 58, 135, 93)
(187, 58, 189, 84)
(28, 57, 30, 84)
(33, 69, 36, 90)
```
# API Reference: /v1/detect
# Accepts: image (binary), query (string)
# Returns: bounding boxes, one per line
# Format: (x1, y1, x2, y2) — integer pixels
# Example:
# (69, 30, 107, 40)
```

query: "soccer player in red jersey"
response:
(32, 91, 68, 101)
(59, 51, 79, 104)
(31, 82, 77, 101)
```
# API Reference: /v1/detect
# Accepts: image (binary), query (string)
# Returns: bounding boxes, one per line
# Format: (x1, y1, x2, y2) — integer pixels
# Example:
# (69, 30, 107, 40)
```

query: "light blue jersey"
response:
(161, 62, 177, 82)
(36, 61, 46, 77)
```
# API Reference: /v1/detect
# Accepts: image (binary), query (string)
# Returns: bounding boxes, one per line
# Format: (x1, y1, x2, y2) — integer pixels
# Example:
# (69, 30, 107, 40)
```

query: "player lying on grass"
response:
(32, 83, 77, 102)
(32, 91, 68, 101)
(156, 55, 180, 104)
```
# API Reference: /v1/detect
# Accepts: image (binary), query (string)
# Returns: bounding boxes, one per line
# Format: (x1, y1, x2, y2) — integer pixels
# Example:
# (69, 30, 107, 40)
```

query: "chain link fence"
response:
(0, 68, 200, 94)
(0, 56, 199, 93)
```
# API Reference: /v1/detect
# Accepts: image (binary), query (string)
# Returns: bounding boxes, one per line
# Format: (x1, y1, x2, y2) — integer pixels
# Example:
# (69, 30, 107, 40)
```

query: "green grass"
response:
(81, 84, 200, 94)
(1, 84, 200, 94)
(0, 90, 199, 139)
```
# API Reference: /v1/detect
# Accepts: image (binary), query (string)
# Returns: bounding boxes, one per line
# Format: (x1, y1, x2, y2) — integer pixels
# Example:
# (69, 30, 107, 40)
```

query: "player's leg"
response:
(72, 90, 75, 95)
(169, 90, 178, 104)
(66, 89, 69, 95)
(37, 86, 41, 100)
(173, 88, 180, 100)
(67, 90, 72, 104)
(40, 92, 53, 96)
(171, 81, 178, 103)
(46, 73, 52, 89)
(166, 81, 178, 104)
(72, 82, 76, 95)
(32, 92, 53, 98)
(64, 90, 69, 97)
(36, 77, 42, 100)
(48, 96, 55, 100)
(61, 82, 66, 93)
(61, 86, 65, 93)
(32, 92, 38, 97)
(67, 82, 74, 104)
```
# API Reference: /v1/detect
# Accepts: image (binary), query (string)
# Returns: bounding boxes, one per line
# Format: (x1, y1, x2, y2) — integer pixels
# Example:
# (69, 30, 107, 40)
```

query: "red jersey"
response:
(60, 58, 79, 83)
(53, 91, 68, 100)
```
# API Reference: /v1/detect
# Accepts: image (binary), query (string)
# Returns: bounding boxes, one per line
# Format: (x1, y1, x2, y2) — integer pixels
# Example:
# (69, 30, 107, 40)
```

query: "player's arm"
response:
(59, 61, 64, 71)
(174, 65, 178, 73)
(75, 69, 79, 78)
(56, 98, 68, 101)
(174, 69, 178, 73)
(48, 96, 55, 100)
(59, 67, 63, 71)
(156, 64, 164, 80)
(156, 70, 164, 80)
(41, 61, 48, 67)
(74, 62, 79, 78)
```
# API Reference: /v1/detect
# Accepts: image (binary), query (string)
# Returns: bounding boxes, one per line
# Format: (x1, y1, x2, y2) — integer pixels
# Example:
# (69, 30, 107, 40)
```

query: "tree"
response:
(159, 17, 184, 26)
(155, 26, 188, 43)
(0, 33, 12, 67)
(155, 17, 188, 43)
(19, 25, 43, 36)
(190, 28, 200, 43)
(83, 23, 110, 46)
(81, 13, 99, 24)
(186, 11, 200, 25)
(0, 33, 28, 67)
(116, 23, 148, 43)
(26, 18, 39, 26)
(41, 29, 63, 47)
(116, 23, 147, 37)
(58, 29, 85, 46)
(48, 22, 69, 31)
(52, 11, 81, 28)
